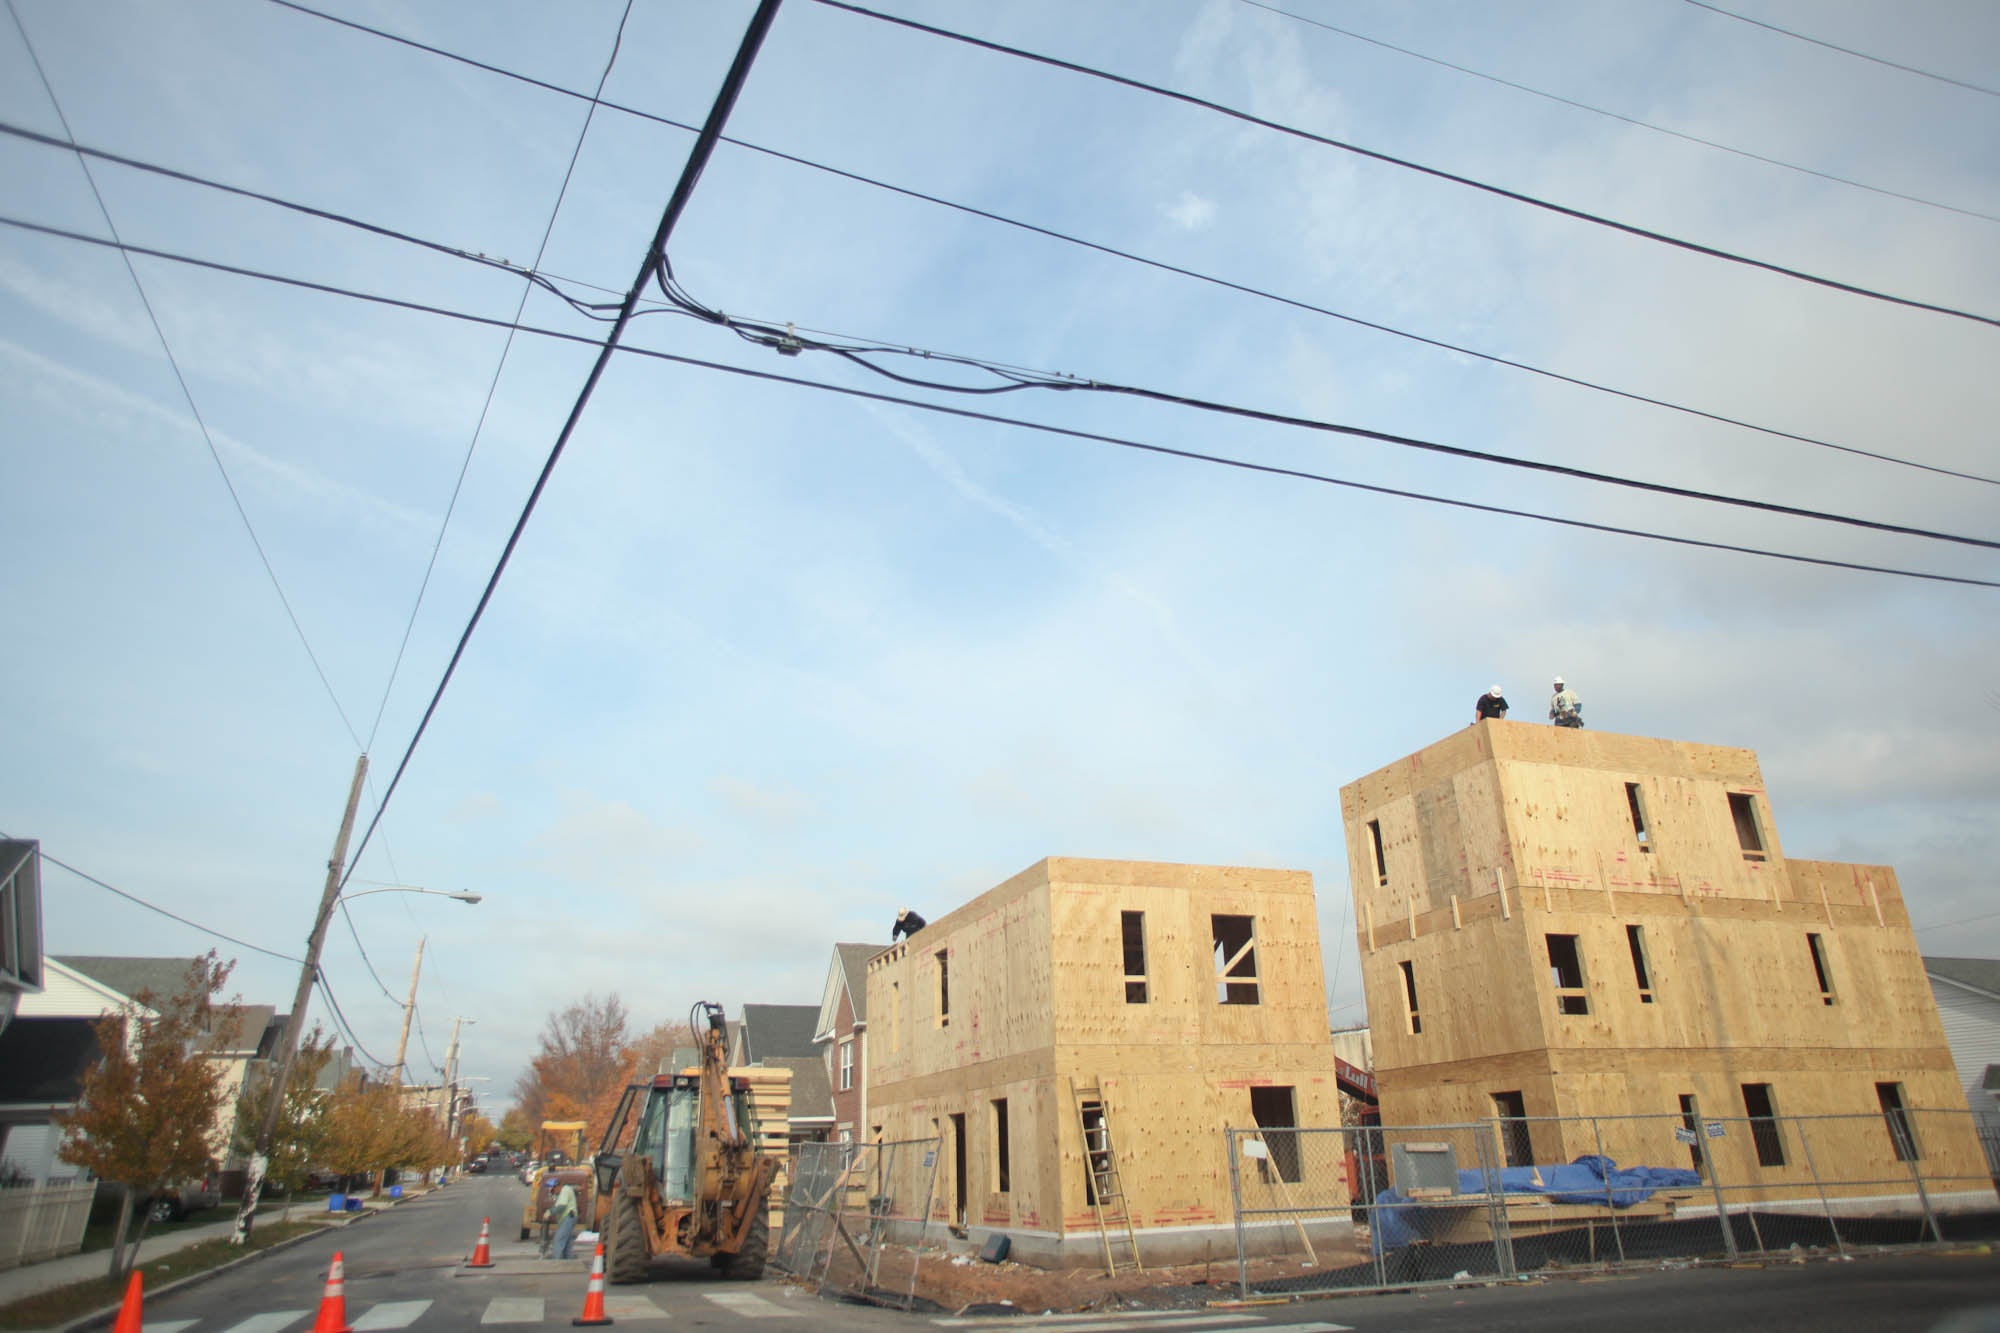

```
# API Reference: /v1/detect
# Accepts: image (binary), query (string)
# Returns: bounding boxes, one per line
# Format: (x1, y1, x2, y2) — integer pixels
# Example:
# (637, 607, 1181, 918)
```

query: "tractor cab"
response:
(596, 1070, 760, 1204)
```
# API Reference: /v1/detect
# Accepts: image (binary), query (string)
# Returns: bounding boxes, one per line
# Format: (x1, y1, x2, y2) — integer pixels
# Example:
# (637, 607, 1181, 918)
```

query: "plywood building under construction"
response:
(1339, 722, 1987, 1206)
(865, 857, 1340, 1267)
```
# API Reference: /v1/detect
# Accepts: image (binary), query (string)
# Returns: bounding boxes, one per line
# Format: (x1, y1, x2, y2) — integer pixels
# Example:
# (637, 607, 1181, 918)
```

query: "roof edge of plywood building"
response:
(1339, 721, 1766, 817)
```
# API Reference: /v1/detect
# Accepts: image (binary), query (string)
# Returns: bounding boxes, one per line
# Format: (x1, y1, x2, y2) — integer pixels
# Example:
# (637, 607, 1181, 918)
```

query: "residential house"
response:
(0, 840, 44, 1034)
(812, 943, 883, 1145)
(1923, 956, 2000, 1169)
(2, 959, 156, 1184)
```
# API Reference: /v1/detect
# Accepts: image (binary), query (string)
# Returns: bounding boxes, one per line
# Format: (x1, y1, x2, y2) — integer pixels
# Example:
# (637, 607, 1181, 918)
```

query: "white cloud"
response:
(1162, 190, 1218, 231)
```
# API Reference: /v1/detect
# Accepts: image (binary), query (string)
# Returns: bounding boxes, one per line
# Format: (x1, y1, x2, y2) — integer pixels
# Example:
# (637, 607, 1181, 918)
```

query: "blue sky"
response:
(3, 0, 1995, 1109)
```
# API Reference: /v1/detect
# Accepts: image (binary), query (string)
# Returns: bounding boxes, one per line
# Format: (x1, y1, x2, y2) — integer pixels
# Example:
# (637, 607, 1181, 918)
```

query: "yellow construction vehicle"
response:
(519, 1120, 591, 1242)
(590, 1002, 779, 1282)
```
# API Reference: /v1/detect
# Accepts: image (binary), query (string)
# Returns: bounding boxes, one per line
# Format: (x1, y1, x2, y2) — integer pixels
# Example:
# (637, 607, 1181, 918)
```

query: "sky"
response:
(2, 0, 1996, 1114)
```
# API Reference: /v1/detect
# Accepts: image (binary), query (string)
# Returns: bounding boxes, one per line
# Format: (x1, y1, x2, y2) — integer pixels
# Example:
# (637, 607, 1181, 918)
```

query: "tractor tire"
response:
(714, 1204, 769, 1280)
(607, 1190, 648, 1285)
(518, 1225, 531, 1241)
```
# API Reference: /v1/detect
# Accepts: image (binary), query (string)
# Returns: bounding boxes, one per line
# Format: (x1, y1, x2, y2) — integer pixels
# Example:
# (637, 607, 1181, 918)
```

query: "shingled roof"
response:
(738, 1004, 820, 1063)
(1925, 956, 2000, 1000)
(55, 956, 202, 1006)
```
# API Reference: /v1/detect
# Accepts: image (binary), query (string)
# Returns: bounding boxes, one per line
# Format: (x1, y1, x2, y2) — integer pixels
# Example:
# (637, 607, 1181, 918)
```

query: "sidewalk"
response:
(0, 1194, 404, 1306)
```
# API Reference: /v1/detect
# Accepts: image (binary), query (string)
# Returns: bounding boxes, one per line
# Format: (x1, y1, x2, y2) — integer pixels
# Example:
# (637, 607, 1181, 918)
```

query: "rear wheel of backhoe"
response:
(713, 1201, 769, 1280)
(607, 1190, 648, 1284)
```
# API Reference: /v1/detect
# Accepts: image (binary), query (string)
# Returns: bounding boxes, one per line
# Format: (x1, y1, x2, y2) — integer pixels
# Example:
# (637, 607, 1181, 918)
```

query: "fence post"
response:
(1476, 1121, 1515, 1280)
(1365, 1125, 1387, 1292)
(1791, 1115, 1847, 1259)
(1690, 1097, 1738, 1259)
(1591, 1116, 1626, 1265)
(1901, 1112, 1943, 1244)
(1226, 1128, 1249, 1300)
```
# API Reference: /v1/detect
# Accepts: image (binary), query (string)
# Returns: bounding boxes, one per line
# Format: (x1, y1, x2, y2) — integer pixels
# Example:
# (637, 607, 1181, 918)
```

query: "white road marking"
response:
(934, 1315, 1262, 1328)
(140, 1321, 199, 1333)
(219, 1313, 310, 1333)
(479, 1296, 546, 1324)
(703, 1289, 801, 1318)
(601, 1293, 670, 1319)
(1252, 1323, 1354, 1332)
(352, 1299, 433, 1329)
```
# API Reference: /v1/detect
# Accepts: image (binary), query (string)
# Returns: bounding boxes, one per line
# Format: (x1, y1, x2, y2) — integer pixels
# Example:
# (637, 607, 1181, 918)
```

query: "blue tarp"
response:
(1371, 1155, 1703, 1253)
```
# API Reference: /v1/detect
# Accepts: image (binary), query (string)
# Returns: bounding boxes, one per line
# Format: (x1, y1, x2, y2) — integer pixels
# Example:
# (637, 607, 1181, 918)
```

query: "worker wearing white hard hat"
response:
(1550, 675, 1583, 728)
(1472, 684, 1509, 725)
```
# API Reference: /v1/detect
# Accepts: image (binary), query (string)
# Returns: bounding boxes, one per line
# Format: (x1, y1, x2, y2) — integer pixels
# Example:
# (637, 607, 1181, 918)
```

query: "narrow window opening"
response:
(1626, 924, 1655, 1003)
(1368, 819, 1388, 887)
(1807, 933, 1836, 1006)
(1678, 1094, 1707, 1177)
(1492, 1091, 1532, 1167)
(1728, 793, 1766, 861)
(890, 980, 901, 1053)
(1741, 1083, 1786, 1166)
(1212, 914, 1260, 1005)
(1249, 1086, 1301, 1183)
(936, 948, 950, 1028)
(839, 1039, 854, 1091)
(1877, 1083, 1919, 1162)
(1121, 910, 1149, 1004)
(1399, 959, 1423, 1035)
(992, 1098, 1011, 1192)
(1080, 1101, 1107, 1206)
(1546, 933, 1590, 1015)
(1625, 782, 1652, 851)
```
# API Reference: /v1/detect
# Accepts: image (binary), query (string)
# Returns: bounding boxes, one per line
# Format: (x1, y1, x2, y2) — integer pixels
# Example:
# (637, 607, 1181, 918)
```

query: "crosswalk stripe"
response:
(1252, 1323, 1353, 1332)
(352, 1300, 434, 1329)
(601, 1293, 670, 1320)
(479, 1296, 546, 1324)
(941, 1319, 1268, 1333)
(220, 1313, 310, 1333)
(140, 1321, 198, 1333)
(703, 1290, 800, 1318)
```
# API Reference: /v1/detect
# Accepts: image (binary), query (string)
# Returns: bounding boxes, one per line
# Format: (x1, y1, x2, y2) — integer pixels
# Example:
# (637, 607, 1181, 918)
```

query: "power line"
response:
(334, 0, 789, 891)
(811, 0, 2000, 331)
(8, 211, 1993, 591)
(1237, 0, 2000, 225)
(314, 972, 388, 1070)
(1684, 0, 2000, 99)
(363, 0, 637, 753)
(3, 3, 365, 750)
(247, 4, 2000, 487)
(2, 836, 304, 966)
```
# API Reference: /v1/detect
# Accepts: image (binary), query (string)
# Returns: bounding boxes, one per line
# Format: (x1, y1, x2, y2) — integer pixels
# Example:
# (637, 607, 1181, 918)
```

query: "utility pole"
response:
(444, 1016, 474, 1150)
(391, 936, 425, 1085)
(231, 753, 367, 1245)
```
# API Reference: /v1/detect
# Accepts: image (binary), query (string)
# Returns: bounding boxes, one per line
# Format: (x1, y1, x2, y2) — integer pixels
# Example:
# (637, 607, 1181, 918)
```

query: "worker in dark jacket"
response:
(1473, 685, 1508, 724)
(892, 907, 927, 941)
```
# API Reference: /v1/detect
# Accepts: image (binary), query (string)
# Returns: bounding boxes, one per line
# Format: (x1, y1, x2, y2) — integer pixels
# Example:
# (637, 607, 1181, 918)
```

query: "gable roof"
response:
(55, 956, 202, 1006)
(1924, 956, 2000, 1001)
(815, 942, 887, 1042)
(201, 1004, 277, 1056)
(766, 1055, 833, 1122)
(738, 1004, 820, 1063)
(0, 1017, 102, 1103)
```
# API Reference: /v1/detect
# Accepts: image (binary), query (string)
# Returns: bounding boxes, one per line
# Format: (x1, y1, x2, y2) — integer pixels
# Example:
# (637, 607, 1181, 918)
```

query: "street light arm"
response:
(343, 886, 482, 904)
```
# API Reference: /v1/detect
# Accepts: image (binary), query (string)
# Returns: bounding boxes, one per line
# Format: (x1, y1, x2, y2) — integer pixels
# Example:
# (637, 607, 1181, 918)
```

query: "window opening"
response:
(1678, 1094, 1706, 1177)
(936, 949, 950, 1027)
(839, 1039, 854, 1091)
(1546, 934, 1590, 1015)
(1080, 1101, 1107, 1206)
(1625, 782, 1652, 851)
(1728, 793, 1766, 861)
(1399, 959, 1422, 1035)
(1212, 915, 1260, 1005)
(948, 1112, 967, 1227)
(1368, 820, 1389, 887)
(1807, 933, 1836, 1005)
(1626, 924, 1655, 1003)
(1249, 1085, 1301, 1183)
(1741, 1083, 1786, 1166)
(1122, 910, 1149, 1004)
(992, 1098, 1012, 1192)
(1492, 1091, 1532, 1168)
(1877, 1083, 1919, 1162)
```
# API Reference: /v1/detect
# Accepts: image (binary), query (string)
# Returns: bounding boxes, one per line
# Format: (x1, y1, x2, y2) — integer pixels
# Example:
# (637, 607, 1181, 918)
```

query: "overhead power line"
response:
(244, 6, 2000, 487)
(810, 0, 2000, 331)
(314, 972, 388, 1069)
(7, 212, 1993, 592)
(1238, 0, 2000, 225)
(3, 2, 365, 750)
(333, 0, 789, 890)
(1683, 0, 2000, 99)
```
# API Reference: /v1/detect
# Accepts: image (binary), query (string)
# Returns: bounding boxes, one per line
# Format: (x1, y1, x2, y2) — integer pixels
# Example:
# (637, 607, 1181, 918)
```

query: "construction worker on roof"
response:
(1473, 685, 1508, 724)
(1550, 675, 1583, 728)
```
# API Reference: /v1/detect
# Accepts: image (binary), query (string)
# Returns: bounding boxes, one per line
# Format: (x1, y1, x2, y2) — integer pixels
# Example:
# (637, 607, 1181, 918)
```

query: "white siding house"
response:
(1924, 956, 2000, 1171)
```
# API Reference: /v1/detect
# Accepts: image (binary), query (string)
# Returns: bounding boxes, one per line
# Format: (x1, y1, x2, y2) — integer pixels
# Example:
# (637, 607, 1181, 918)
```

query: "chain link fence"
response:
(771, 1137, 940, 1309)
(1226, 1108, 2000, 1298)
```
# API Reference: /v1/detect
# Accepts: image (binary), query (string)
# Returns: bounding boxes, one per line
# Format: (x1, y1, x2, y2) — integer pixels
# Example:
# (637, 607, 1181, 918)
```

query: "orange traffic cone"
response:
(466, 1216, 495, 1268)
(110, 1270, 143, 1333)
(310, 1250, 353, 1333)
(570, 1241, 613, 1326)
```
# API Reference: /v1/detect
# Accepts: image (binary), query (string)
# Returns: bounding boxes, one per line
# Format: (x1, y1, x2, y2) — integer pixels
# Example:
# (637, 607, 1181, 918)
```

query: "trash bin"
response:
(328, 1193, 347, 1212)
(345, 1197, 364, 1213)
(389, 1186, 403, 1200)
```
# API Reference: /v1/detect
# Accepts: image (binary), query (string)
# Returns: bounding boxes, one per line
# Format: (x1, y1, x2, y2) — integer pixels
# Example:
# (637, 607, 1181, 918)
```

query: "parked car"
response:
(467, 1156, 488, 1174)
(145, 1174, 221, 1223)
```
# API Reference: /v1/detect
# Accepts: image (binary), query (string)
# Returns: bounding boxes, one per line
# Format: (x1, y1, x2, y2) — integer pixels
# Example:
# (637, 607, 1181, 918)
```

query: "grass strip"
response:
(0, 1221, 323, 1330)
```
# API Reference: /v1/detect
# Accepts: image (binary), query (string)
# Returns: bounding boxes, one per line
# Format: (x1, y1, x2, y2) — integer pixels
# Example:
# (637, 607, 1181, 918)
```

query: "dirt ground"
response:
(790, 1239, 1370, 1315)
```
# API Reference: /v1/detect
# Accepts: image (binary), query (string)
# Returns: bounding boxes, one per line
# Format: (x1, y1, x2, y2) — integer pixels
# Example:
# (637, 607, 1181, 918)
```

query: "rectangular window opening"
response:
(1080, 1101, 1107, 1206)
(1877, 1082, 1920, 1162)
(1729, 793, 1767, 861)
(1121, 910, 1149, 1004)
(1807, 933, 1836, 1006)
(936, 949, 950, 1028)
(1399, 959, 1422, 1035)
(1212, 914, 1260, 1005)
(992, 1098, 1011, 1192)
(1678, 1094, 1707, 1177)
(1741, 1083, 1786, 1167)
(1368, 819, 1389, 887)
(1249, 1085, 1302, 1183)
(1546, 933, 1590, 1015)
(1626, 924, 1655, 1003)
(839, 1039, 854, 1091)
(1625, 782, 1652, 852)
(1492, 1091, 1532, 1168)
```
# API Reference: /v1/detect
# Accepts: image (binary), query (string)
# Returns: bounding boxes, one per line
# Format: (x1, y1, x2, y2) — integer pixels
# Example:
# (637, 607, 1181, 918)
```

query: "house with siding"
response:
(1923, 956, 2000, 1164)
(812, 943, 882, 1145)
(0, 839, 45, 1034)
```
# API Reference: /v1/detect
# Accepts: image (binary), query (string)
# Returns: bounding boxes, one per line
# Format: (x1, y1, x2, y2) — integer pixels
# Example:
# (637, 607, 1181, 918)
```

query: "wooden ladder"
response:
(1069, 1077, 1143, 1275)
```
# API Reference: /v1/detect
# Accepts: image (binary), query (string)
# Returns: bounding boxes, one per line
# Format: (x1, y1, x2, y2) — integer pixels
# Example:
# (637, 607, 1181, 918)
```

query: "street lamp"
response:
(343, 885, 483, 905)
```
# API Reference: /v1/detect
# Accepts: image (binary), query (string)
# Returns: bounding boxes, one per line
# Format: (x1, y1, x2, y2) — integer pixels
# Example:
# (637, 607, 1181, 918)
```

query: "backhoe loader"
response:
(591, 1002, 780, 1282)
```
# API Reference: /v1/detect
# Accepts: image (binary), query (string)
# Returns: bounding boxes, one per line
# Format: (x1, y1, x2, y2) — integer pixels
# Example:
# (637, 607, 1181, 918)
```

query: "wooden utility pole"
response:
(230, 753, 368, 1245)
(391, 936, 425, 1084)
